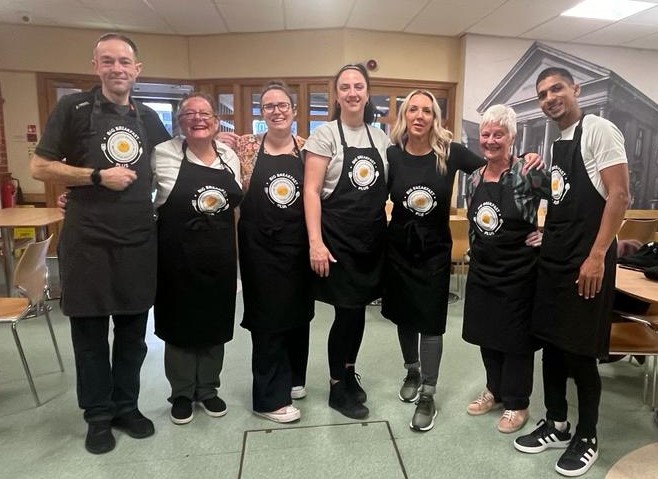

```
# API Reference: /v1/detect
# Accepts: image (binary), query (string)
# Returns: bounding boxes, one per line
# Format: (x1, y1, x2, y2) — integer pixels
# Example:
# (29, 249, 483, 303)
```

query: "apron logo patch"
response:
(100, 126, 143, 166)
(551, 166, 570, 205)
(474, 202, 503, 236)
(193, 186, 229, 214)
(403, 185, 437, 216)
(348, 155, 379, 190)
(264, 173, 300, 209)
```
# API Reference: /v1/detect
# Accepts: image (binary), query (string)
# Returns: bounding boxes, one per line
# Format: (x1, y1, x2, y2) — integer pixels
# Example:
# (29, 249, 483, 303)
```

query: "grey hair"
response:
(480, 104, 517, 137)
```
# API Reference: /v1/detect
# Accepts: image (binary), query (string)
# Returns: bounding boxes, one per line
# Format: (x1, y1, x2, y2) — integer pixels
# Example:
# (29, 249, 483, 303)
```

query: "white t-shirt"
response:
(303, 121, 390, 199)
(555, 114, 627, 198)
(152, 136, 241, 208)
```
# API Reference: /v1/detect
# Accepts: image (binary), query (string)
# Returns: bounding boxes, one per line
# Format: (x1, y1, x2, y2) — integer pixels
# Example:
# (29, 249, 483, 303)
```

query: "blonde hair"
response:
(390, 90, 453, 175)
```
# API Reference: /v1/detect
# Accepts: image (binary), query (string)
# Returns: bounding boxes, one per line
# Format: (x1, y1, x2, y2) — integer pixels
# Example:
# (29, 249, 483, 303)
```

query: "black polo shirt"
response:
(36, 86, 171, 166)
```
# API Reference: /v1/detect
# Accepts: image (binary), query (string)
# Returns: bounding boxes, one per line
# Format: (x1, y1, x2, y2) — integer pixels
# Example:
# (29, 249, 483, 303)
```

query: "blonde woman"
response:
(382, 90, 485, 431)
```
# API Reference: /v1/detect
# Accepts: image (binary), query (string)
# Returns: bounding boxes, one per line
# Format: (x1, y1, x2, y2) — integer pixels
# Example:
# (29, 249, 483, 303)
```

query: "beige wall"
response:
(0, 24, 464, 194)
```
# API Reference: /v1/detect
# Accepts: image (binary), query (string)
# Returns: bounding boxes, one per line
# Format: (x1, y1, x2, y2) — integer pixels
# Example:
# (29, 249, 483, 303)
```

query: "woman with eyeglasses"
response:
(303, 64, 389, 420)
(234, 81, 314, 423)
(152, 92, 243, 425)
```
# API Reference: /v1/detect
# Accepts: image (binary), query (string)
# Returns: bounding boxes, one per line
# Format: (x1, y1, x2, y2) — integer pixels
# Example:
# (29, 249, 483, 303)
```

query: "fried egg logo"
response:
(474, 202, 503, 236)
(101, 126, 142, 165)
(265, 173, 300, 208)
(193, 186, 228, 214)
(403, 186, 437, 216)
(551, 166, 570, 204)
(349, 155, 379, 190)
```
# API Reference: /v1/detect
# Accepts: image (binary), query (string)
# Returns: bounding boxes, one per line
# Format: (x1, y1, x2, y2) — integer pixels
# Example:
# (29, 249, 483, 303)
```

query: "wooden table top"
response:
(616, 265, 658, 304)
(0, 207, 64, 227)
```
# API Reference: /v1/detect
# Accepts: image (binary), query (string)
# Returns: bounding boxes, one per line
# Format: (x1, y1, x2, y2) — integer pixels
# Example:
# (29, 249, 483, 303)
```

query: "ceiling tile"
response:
(407, 0, 504, 36)
(149, 0, 228, 34)
(346, 0, 427, 31)
(284, 0, 353, 30)
(520, 16, 611, 42)
(216, 0, 284, 32)
(624, 31, 658, 49)
(576, 22, 658, 46)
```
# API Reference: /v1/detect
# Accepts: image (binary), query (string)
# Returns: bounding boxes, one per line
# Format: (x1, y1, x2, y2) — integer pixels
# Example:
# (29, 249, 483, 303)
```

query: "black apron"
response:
(154, 141, 243, 348)
(316, 120, 388, 307)
(462, 163, 538, 353)
(381, 150, 452, 335)
(59, 90, 156, 316)
(531, 117, 616, 358)
(238, 136, 314, 332)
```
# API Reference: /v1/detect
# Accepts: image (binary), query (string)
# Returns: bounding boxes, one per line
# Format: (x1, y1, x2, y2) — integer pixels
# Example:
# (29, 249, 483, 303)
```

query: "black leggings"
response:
(543, 343, 601, 438)
(328, 306, 365, 380)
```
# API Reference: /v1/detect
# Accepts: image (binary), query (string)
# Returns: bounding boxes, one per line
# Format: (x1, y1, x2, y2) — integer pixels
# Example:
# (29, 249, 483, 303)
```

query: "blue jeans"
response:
(70, 313, 148, 423)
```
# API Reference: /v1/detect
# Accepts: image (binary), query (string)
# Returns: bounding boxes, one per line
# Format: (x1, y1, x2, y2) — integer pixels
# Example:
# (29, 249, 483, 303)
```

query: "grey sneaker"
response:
(410, 393, 437, 432)
(399, 369, 421, 403)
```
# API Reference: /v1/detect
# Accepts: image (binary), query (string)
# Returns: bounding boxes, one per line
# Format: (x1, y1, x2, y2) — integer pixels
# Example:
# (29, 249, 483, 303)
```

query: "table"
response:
(616, 265, 658, 304)
(0, 208, 63, 296)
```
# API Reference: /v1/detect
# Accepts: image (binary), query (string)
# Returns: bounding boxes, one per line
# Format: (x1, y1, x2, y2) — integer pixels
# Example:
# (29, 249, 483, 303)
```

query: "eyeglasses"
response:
(178, 111, 216, 120)
(261, 102, 291, 113)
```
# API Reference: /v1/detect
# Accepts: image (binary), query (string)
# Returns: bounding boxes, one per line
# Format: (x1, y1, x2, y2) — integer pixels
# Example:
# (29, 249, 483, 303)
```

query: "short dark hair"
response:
(331, 63, 375, 124)
(177, 92, 218, 116)
(95, 32, 139, 57)
(260, 80, 295, 106)
(536, 67, 575, 88)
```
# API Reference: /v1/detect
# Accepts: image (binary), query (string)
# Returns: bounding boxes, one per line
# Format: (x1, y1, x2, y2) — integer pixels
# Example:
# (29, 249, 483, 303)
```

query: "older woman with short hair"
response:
(462, 104, 550, 434)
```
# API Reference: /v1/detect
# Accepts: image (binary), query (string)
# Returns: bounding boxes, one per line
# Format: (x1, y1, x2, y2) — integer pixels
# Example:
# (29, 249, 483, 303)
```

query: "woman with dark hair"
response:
(303, 64, 389, 419)
(235, 81, 314, 423)
(152, 92, 243, 425)
(383, 90, 485, 432)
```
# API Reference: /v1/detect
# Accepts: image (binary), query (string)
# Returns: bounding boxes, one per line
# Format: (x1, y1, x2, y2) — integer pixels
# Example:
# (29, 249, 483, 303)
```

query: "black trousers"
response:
(328, 306, 365, 381)
(481, 347, 534, 410)
(251, 324, 310, 412)
(542, 343, 601, 438)
(69, 312, 148, 423)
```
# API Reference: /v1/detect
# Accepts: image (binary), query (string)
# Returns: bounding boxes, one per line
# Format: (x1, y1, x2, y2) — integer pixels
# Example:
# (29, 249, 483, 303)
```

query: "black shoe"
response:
(514, 419, 572, 454)
(111, 410, 155, 438)
(345, 366, 367, 403)
(329, 381, 369, 419)
(555, 436, 599, 477)
(199, 396, 227, 418)
(410, 393, 437, 432)
(170, 397, 194, 425)
(399, 369, 421, 403)
(85, 421, 115, 454)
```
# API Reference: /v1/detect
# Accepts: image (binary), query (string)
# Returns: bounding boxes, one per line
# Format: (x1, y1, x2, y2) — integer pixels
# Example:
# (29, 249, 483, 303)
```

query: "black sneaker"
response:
(514, 419, 572, 453)
(170, 397, 194, 425)
(345, 366, 367, 403)
(111, 410, 155, 438)
(410, 393, 437, 432)
(85, 420, 115, 454)
(199, 396, 227, 418)
(329, 381, 369, 419)
(399, 369, 421, 403)
(555, 436, 599, 477)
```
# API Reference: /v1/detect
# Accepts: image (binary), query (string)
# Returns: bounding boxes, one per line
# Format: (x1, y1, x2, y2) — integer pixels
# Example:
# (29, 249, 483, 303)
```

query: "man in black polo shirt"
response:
(31, 33, 170, 454)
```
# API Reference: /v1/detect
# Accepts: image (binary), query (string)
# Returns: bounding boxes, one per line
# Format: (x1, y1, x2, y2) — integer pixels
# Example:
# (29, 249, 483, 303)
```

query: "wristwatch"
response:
(90, 168, 102, 186)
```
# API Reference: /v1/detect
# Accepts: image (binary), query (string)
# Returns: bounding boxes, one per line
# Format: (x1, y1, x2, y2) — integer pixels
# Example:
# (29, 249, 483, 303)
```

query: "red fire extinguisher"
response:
(1, 177, 18, 209)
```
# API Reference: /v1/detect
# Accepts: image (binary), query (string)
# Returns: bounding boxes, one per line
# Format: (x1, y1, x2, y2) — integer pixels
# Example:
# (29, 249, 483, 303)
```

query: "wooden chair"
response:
(618, 218, 658, 245)
(450, 218, 470, 300)
(608, 315, 658, 408)
(0, 235, 64, 406)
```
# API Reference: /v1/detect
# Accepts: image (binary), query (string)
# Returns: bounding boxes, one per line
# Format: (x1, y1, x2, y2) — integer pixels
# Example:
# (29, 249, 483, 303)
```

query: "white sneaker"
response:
(254, 405, 301, 423)
(291, 386, 307, 399)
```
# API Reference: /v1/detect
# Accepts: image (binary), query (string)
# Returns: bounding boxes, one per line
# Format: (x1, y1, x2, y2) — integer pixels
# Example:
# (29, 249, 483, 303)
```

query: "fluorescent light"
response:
(561, 0, 655, 21)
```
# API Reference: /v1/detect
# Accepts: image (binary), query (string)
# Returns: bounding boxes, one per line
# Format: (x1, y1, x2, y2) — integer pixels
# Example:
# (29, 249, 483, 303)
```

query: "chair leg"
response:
(11, 322, 41, 407)
(643, 356, 649, 405)
(44, 308, 64, 372)
(652, 355, 657, 409)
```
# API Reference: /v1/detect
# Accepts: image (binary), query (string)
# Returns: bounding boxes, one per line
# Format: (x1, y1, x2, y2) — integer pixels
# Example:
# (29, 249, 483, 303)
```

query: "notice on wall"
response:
(26, 124, 37, 142)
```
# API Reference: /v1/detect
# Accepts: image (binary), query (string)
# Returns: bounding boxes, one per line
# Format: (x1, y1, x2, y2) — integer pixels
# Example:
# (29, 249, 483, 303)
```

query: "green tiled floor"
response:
(1, 282, 657, 478)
